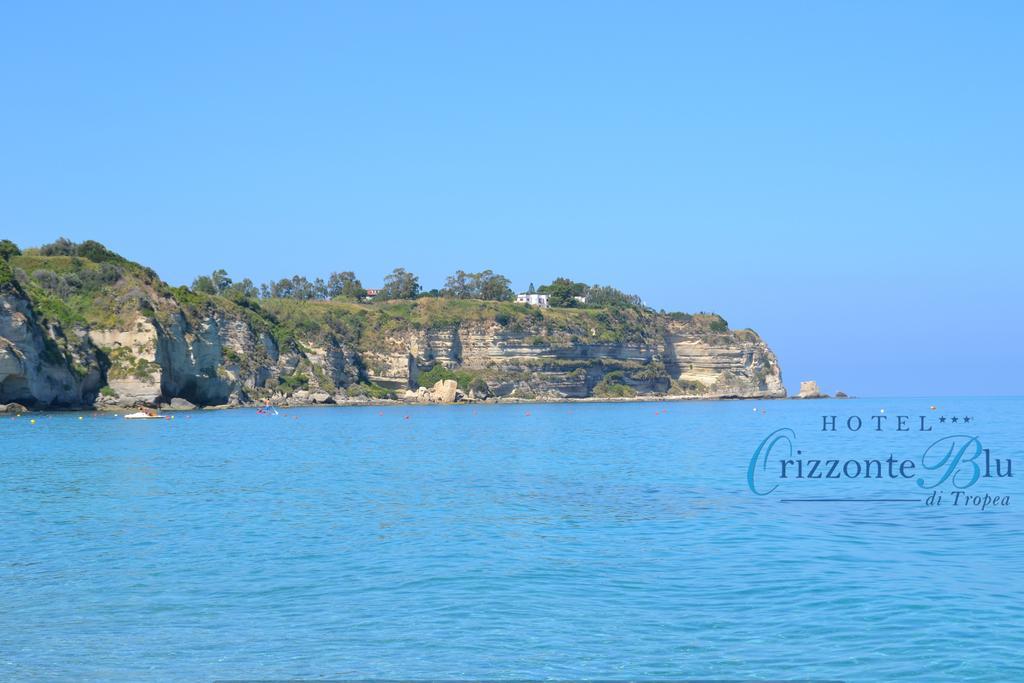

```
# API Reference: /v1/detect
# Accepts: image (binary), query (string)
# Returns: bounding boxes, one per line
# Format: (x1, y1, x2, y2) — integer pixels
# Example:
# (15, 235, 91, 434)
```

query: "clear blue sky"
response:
(1, 2, 1021, 396)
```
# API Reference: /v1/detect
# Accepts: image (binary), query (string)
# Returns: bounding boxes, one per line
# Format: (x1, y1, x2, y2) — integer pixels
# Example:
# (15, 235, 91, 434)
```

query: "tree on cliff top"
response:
(191, 269, 259, 304)
(0, 240, 21, 261)
(193, 269, 234, 295)
(327, 271, 365, 300)
(538, 278, 644, 309)
(260, 275, 323, 300)
(585, 285, 643, 309)
(37, 238, 128, 265)
(538, 277, 587, 307)
(379, 267, 420, 300)
(478, 272, 514, 301)
(441, 269, 514, 301)
(0, 255, 19, 290)
(38, 237, 76, 256)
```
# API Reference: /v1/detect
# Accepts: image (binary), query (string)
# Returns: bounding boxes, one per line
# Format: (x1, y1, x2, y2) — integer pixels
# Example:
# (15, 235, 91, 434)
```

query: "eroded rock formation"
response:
(0, 248, 786, 409)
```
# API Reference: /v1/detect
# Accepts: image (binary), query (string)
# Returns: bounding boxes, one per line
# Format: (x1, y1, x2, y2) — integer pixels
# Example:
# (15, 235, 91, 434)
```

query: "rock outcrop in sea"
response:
(0, 242, 786, 409)
(798, 380, 821, 398)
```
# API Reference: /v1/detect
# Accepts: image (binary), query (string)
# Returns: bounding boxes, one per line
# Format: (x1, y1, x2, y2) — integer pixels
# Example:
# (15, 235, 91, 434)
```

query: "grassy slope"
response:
(259, 296, 730, 349)
(9, 249, 734, 364)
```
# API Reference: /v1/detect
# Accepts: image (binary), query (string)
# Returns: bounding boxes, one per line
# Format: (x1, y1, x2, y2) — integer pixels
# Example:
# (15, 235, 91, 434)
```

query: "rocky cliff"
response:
(0, 244, 785, 409)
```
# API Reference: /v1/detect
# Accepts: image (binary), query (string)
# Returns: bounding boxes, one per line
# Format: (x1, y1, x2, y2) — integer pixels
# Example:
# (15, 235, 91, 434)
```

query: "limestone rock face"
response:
(662, 322, 784, 399)
(402, 380, 461, 403)
(798, 380, 823, 398)
(431, 379, 459, 403)
(0, 256, 787, 408)
(0, 293, 85, 408)
(359, 317, 785, 401)
(88, 318, 162, 406)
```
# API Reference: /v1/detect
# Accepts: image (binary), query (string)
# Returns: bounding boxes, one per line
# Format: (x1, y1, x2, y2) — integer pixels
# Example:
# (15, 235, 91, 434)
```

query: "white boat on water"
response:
(124, 411, 165, 420)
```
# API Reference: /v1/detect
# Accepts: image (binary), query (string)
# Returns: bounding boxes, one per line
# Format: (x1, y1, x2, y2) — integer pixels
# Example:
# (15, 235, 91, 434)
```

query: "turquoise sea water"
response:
(2, 398, 1022, 681)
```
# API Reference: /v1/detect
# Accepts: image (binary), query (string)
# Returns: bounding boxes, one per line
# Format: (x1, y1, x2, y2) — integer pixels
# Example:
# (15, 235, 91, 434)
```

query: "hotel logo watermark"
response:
(748, 413, 1013, 509)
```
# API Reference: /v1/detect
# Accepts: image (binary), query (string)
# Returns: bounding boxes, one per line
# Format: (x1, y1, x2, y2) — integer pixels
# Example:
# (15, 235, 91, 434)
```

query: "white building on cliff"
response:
(516, 292, 549, 308)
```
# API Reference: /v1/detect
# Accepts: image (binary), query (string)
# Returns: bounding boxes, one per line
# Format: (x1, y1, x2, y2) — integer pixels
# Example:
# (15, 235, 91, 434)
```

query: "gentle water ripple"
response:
(1, 398, 1022, 681)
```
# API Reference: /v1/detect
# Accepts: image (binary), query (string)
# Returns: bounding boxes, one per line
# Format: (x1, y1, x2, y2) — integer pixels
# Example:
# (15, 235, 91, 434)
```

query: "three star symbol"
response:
(938, 416, 971, 424)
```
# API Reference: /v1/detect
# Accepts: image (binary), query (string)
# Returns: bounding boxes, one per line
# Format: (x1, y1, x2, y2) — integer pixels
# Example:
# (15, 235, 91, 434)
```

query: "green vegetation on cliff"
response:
(4, 239, 733, 343)
(0, 238, 779, 408)
(0, 256, 17, 291)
